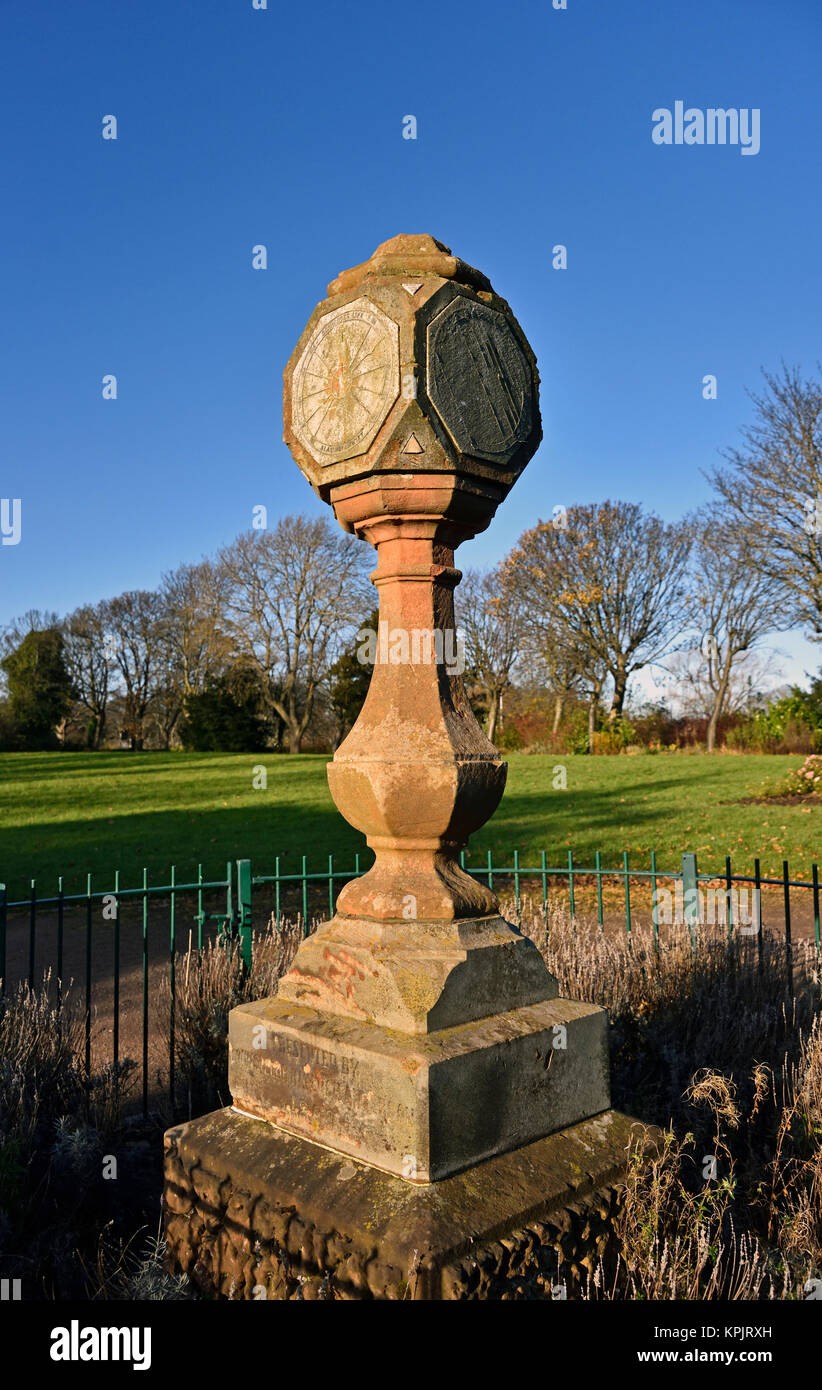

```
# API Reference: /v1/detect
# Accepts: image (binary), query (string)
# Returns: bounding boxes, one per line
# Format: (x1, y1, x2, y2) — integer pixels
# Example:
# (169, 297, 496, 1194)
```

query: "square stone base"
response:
(163, 1106, 647, 1300)
(229, 994, 610, 1180)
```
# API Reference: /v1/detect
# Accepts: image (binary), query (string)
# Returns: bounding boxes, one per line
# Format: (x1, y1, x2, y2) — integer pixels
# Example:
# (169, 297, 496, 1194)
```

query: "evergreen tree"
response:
(1, 629, 74, 748)
(180, 661, 268, 751)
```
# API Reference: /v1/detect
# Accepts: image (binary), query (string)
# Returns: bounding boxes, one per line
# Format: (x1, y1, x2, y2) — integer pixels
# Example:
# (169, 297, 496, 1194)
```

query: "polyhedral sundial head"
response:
(283, 234, 542, 511)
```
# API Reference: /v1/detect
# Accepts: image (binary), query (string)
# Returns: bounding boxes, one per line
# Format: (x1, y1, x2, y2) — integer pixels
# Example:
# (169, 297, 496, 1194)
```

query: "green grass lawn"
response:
(0, 749, 818, 898)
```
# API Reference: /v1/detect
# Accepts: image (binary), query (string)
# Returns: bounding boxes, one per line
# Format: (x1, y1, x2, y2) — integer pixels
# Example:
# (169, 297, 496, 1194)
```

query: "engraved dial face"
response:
(426, 298, 533, 465)
(291, 298, 400, 464)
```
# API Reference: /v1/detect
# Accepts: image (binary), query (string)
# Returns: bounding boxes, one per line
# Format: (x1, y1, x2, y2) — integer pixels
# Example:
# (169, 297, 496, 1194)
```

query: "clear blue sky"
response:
(2, 0, 821, 682)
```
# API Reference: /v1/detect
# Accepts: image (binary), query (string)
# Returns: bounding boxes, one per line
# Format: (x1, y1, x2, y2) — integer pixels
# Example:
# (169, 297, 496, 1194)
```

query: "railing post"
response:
(224, 858, 233, 944)
(623, 851, 632, 943)
(0, 883, 6, 995)
(650, 850, 659, 954)
(196, 863, 205, 951)
(57, 876, 64, 991)
(168, 866, 175, 1112)
(301, 855, 308, 935)
(813, 863, 821, 970)
(236, 859, 253, 974)
(754, 858, 763, 972)
(681, 852, 699, 951)
(113, 868, 120, 1072)
(541, 849, 548, 915)
(782, 859, 793, 995)
(142, 867, 149, 1119)
(85, 872, 93, 1077)
(28, 879, 36, 987)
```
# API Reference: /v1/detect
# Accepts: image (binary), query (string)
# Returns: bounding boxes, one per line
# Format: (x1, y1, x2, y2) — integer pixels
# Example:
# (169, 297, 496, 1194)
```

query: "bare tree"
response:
(148, 659, 186, 751)
(709, 363, 822, 634)
(686, 505, 787, 750)
(521, 626, 606, 747)
(667, 648, 778, 724)
(63, 602, 110, 748)
(219, 515, 371, 753)
(103, 590, 165, 750)
(505, 502, 692, 724)
(458, 567, 524, 744)
(146, 560, 236, 750)
(577, 645, 610, 748)
(159, 560, 231, 697)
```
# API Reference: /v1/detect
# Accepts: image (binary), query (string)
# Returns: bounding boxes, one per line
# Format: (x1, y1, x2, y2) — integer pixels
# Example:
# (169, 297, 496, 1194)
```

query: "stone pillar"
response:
(164, 236, 643, 1296)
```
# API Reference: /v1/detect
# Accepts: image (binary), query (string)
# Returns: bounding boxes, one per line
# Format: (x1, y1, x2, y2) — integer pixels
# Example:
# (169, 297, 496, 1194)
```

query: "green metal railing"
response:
(0, 863, 233, 1118)
(1, 848, 819, 1118)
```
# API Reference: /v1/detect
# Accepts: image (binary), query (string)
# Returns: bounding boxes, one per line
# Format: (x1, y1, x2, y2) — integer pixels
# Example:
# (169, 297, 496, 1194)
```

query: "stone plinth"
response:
(164, 1107, 645, 1300)
(229, 993, 609, 1182)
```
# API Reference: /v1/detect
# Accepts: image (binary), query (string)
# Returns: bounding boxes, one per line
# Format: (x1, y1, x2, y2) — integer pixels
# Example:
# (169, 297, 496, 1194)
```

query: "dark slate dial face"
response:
(426, 299, 533, 464)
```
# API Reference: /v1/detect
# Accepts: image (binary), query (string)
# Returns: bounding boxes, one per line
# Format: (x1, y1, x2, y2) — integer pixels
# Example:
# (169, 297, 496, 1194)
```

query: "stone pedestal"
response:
(164, 1108, 644, 1300)
(163, 233, 636, 1296)
(229, 993, 609, 1183)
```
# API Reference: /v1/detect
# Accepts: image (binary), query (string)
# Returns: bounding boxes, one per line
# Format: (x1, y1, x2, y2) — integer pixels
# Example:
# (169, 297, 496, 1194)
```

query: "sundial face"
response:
(291, 298, 400, 464)
(426, 298, 533, 465)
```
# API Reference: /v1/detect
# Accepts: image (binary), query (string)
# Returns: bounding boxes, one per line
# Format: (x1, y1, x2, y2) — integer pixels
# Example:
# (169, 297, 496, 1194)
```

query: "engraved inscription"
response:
(235, 1031, 409, 1150)
(427, 299, 532, 463)
(292, 298, 400, 464)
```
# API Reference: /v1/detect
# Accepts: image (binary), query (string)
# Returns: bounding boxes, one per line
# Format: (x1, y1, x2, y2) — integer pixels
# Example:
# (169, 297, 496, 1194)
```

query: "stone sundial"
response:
(163, 236, 637, 1302)
(228, 234, 609, 1181)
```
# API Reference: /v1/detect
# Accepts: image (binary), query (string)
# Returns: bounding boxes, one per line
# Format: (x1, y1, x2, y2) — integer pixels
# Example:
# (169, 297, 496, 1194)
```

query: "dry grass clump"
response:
(595, 1020, 822, 1300)
(503, 895, 822, 1298)
(0, 972, 132, 1153)
(81, 1224, 193, 1301)
(0, 973, 85, 1157)
(513, 895, 819, 1139)
(161, 916, 304, 1115)
(0, 973, 145, 1298)
(765, 1015, 822, 1268)
(587, 1125, 787, 1300)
